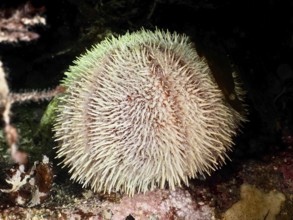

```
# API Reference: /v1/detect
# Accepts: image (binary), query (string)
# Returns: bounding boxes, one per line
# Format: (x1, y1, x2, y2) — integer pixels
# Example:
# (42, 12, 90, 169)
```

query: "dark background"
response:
(0, 0, 292, 160)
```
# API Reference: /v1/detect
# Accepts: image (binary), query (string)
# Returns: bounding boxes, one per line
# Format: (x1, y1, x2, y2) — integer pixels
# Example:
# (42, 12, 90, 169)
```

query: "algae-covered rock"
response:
(223, 184, 285, 220)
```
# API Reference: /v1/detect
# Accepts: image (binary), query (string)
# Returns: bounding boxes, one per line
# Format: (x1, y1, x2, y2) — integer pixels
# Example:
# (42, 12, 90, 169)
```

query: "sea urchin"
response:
(53, 29, 246, 195)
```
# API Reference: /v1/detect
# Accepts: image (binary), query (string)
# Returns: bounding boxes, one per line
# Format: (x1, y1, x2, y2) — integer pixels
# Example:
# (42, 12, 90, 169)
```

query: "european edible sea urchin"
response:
(54, 29, 246, 195)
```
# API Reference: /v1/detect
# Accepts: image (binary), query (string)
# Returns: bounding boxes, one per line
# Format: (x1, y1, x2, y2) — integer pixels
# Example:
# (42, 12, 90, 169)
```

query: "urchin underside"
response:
(54, 30, 245, 195)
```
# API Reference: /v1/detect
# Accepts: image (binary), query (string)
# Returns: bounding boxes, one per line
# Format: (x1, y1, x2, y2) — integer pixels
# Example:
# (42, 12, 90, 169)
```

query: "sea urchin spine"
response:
(53, 29, 246, 195)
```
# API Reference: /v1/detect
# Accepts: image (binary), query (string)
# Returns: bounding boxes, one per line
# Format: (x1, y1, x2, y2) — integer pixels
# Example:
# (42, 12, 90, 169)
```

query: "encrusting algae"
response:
(223, 184, 286, 220)
(53, 29, 247, 195)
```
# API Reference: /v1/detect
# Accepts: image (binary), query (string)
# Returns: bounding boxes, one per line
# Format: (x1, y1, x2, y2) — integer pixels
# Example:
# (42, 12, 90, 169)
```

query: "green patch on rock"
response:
(223, 184, 285, 220)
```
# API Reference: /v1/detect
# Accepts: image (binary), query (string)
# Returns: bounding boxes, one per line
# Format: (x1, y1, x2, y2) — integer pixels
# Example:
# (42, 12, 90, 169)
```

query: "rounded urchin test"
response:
(54, 29, 246, 195)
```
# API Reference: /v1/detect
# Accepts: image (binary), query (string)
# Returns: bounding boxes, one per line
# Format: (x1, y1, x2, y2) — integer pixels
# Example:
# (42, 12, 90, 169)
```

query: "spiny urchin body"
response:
(54, 29, 246, 195)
